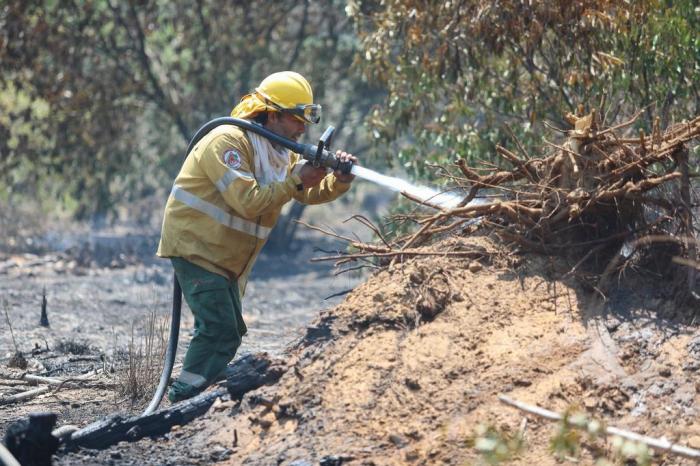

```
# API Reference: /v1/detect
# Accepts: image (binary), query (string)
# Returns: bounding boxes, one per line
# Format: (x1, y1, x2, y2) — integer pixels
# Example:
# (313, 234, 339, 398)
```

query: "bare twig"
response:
(400, 217, 440, 251)
(344, 215, 391, 248)
(334, 264, 380, 276)
(3, 300, 19, 353)
(400, 190, 446, 211)
(52, 369, 102, 391)
(542, 120, 568, 133)
(593, 109, 643, 137)
(504, 123, 531, 160)
(294, 220, 357, 243)
(496, 145, 538, 182)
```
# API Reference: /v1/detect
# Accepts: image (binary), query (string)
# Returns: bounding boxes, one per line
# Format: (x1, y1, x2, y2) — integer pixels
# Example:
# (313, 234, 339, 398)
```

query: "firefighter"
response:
(157, 71, 356, 402)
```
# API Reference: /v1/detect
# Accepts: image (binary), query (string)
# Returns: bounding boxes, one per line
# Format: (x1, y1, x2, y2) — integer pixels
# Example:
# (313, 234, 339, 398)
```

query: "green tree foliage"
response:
(348, 0, 700, 179)
(0, 0, 375, 221)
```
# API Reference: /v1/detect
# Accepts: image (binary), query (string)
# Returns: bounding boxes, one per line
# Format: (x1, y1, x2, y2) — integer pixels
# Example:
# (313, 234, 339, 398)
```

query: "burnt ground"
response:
(0, 228, 363, 440)
(2, 231, 700, 465)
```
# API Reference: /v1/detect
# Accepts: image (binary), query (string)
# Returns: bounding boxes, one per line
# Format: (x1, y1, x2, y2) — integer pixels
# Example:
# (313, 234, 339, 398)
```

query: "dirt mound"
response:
(36, 235, 698, 465)
(101, 234, 695, 465)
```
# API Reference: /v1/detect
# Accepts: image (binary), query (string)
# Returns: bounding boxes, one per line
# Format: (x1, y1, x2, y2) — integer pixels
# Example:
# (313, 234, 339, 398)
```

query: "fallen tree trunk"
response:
(65, 352, 286, 450)
(53, 352, 286, 451)
(66, 387, 228, 450)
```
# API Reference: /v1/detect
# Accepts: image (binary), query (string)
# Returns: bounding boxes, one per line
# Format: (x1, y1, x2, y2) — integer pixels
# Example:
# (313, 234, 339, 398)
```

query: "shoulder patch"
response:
(222, 149, 242, 169)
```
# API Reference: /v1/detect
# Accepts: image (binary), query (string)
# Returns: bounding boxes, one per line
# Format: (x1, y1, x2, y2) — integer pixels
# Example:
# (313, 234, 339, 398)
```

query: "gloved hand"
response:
(334, 150, 357, 183)
(297, 163, 328, 188)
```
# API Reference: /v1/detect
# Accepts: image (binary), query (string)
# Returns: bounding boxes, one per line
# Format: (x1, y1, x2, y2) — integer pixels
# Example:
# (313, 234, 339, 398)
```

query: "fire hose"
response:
(142, 118, 352, 415)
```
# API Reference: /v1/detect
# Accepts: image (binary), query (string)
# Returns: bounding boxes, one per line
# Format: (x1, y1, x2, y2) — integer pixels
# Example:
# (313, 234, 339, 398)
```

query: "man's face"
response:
(266, 112, 307, 142)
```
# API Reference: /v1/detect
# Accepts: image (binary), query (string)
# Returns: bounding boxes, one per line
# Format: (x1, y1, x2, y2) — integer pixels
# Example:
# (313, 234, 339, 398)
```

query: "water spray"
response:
(349, 165, 463, 209)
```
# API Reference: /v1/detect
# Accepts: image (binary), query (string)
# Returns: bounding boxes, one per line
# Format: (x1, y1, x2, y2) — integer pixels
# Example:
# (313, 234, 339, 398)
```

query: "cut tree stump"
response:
(65, 352, 286, 450)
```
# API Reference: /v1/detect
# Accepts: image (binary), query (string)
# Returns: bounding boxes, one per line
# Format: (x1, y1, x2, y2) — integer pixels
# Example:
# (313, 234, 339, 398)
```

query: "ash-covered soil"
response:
(0, 229, 361, 444)
(44, 235, 700, 465)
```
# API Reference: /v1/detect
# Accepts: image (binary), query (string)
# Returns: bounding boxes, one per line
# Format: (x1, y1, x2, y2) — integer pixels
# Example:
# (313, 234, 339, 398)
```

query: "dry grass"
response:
(115, 302, 168, 403)
(2, 299, 27, 369)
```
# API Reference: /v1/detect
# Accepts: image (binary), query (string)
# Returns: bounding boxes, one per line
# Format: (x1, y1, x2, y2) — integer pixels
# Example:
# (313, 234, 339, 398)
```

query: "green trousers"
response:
(168, 257, 247, 402)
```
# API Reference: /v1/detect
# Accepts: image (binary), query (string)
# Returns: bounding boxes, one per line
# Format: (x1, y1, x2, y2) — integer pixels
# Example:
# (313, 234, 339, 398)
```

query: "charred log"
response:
(3, 413, 59, 466)
(56, 353, 286, 451)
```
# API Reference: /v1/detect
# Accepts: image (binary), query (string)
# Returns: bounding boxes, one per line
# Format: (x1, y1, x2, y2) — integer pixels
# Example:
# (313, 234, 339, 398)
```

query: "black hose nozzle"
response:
(306, 125, 353, 175)
(307, 148, 353, 174)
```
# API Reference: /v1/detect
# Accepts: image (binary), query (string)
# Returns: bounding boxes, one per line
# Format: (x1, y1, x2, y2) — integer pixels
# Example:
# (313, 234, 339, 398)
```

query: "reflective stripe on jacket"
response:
(157, 124, 351, 295)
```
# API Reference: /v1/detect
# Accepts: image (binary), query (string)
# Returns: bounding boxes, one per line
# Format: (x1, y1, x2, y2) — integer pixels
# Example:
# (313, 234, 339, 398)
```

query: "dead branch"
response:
(424, 218, 470, 236)
(310, 249, 485, 262)
(0, 386, 51, 405)
(334, 264, 381, 275)
(400, 190, 447, 211)
(23, 374, 63, 385)
(0, 379, 29, 387)
(504, 123, 531, 160)
(400, 217, 440, 251)
(594, 109, 643, 137)
(3, 301, 19, 353)
(51, 370, 104, 394)
(496, 145, 538, 182)
(499, 394, 700, 460)
(542, 120, 568, 133)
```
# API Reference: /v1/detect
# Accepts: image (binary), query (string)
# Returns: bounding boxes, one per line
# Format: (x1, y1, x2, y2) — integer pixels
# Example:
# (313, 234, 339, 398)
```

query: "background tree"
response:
(4, 0, 697, 234)
(348, 0, 700, 179)
(0, 0, 378, 226)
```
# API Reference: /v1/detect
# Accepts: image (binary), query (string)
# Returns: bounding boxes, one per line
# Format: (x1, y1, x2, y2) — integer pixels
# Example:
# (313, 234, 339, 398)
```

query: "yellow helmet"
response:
(231, 71, 322, 124)
(257, 71, 313, 108)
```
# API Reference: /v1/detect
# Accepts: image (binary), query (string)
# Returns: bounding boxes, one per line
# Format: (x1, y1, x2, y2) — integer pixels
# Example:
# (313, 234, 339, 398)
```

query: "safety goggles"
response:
(256, 90, 322, 124)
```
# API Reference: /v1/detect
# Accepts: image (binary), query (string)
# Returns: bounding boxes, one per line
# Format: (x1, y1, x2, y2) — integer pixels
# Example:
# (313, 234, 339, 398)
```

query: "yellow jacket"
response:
(157, 124, 351, 295)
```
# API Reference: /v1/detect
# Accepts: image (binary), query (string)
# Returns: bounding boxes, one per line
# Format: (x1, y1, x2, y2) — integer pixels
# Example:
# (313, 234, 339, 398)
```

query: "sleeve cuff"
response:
(287, 174, 304, 193)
